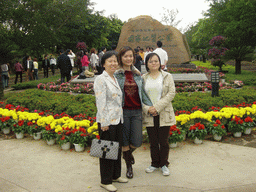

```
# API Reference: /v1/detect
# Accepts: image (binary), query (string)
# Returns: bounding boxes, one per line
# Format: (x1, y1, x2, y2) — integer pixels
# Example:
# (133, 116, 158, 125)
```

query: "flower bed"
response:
(1, 100, 256, 150)
(37, 76, 94, 94)
(36, 66, 244, 94)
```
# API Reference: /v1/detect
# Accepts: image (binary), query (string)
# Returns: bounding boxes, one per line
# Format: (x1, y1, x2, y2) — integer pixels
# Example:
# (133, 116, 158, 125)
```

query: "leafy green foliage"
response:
(5, 89, 97, 117)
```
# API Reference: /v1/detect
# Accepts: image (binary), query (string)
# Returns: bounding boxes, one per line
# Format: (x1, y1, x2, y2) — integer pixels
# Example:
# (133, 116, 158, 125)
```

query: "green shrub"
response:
(172, 88, 256, 112)
(11, 75, 61, 90)
(5, 89, 97, 117)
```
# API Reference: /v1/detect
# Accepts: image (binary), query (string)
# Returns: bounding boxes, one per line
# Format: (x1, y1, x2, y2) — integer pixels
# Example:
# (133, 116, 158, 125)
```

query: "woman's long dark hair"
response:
(117, 46, 135, 68)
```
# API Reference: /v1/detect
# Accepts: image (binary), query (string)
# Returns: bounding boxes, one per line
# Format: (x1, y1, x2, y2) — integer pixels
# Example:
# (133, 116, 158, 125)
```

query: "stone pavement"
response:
(1, 137, 256, 192)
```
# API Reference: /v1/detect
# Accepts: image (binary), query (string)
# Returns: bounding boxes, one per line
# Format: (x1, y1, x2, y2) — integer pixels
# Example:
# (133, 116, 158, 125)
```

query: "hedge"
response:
(5, 88, 256, 117)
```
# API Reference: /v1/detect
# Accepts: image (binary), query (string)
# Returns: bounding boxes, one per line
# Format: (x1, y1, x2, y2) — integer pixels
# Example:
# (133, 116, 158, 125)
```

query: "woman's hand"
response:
(148, 106, 158, 116)
(101, 126, 109, 131)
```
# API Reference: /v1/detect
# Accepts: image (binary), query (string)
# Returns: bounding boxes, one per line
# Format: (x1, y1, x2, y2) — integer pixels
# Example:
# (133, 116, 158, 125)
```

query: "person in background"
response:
(50, 55, 57, 76)
(25, 56, 34, 81)
(42, 55, 50, 78)
(115, 46, 152, 179)
(98, 47, 107, 74)
(67, 49, 76, 76)
(14, 60, 23, 84)
(150, 47, 154, 52)
(144, 46, 151, 63)
(153, 41, 168, 71)
(139, 48, 145, 64)
(33, 58, 39, 80)
(94, 51, 128, 192)
(142, 52, 176, 176)
(1, 63, 9, 89)
(81, 49, 90, 72)
(90, 48, 99, 73)
(57, 49, 72, 83)
(111, 44, 118, 55)
(134, 48, 142, 72)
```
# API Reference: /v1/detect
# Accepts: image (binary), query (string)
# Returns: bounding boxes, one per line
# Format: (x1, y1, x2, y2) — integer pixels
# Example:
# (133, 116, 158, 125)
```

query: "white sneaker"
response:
(145, 166, 158, 173)
(100, 184, 117, 192)
(161, 165, 170, 176)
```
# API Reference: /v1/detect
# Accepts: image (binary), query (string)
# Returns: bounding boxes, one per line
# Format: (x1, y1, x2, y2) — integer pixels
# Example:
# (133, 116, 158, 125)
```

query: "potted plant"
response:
(227, 116, 245, 137)
(56, 127, 72, 150)
(243, 116, 255, 135)
(169, 125, 186, 148)
(207, 119, 227, 141)
(70, 127, 89, 152)
(27, 121, 43, 140)
(13, 120, 27, 139)
(42, 124, 57, 145)
(0, 116, 16, 134)
(188, 122, 207, 144)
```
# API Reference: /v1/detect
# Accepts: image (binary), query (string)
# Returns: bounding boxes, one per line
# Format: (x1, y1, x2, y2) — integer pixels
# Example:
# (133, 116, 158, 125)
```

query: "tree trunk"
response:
(203, 55, 206, 63)
(235, 59, 241, 74)
(0, 69, 4, 100)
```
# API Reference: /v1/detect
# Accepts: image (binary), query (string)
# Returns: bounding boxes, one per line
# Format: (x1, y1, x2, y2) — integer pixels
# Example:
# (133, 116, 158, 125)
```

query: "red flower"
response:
(216, 119, 221, 125)
(18, 120, 24, 126)
(213, 124, 218, 127)
(221, 125, 225, 129)
(61, 136, 65, 140)
(245, 117, 253, 123)
(96, 135, 100, 139)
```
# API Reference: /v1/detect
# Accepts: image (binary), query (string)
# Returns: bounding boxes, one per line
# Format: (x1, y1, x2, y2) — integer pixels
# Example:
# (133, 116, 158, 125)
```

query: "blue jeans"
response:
(122, 109, 142, 147)
(1, 72, 8, 89)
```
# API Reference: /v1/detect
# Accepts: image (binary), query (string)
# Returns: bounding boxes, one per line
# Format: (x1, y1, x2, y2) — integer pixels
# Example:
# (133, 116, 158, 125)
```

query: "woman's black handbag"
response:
(90, 139, 119, 160)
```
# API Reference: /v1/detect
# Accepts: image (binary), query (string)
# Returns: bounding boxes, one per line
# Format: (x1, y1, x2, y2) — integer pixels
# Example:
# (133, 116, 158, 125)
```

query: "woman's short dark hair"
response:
(145, 52, 162, 72)
(117, 46, 135, 68)
(33, 58, 37, 61)
(90, 48, 96, 54)
(101, 51, 117, 67)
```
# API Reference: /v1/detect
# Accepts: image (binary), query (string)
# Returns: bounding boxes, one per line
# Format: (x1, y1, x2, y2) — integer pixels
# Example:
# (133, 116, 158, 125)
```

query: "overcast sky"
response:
(91, 0, 210, 30)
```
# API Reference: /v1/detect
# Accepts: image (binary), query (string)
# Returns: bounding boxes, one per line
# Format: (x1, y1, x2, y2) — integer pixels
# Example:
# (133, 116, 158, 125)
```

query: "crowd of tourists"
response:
(93, 41, 173, 192)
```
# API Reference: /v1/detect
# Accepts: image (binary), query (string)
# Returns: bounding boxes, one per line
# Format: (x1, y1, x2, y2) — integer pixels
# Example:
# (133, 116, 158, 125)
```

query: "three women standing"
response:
(115, 46, 152, 179)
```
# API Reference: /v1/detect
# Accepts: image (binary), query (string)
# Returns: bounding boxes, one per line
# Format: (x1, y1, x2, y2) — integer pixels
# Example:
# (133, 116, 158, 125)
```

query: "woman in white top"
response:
(94, 51, 128, 192)
(67, 49, 76, 76)
(33, 58, 39, 80)
(90, 48, 99, 73)
(142, 52, 176, 176)
(50, 56, 57, 76)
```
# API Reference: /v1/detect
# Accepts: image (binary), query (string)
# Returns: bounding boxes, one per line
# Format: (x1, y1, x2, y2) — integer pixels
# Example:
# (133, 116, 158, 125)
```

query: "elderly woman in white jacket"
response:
(94, 51, 128, 192)
(142, 52, 176, 177)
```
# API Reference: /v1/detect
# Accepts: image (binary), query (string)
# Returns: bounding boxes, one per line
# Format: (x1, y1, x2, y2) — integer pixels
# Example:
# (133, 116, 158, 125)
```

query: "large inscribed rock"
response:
(117, 15, 191, 65)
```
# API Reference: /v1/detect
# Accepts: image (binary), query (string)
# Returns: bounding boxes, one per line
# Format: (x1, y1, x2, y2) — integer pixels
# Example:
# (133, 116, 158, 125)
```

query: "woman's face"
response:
(103, 55, 118, 75)
(148, 55, 161, 71)
(121, 50, 134, 67)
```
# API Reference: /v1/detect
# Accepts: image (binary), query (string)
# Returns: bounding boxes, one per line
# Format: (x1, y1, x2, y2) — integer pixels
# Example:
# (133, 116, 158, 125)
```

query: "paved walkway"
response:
(1, 137, 256, 192)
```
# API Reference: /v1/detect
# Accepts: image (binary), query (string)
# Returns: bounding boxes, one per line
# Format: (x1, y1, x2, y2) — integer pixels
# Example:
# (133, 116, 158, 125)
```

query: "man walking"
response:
(24, 56, 34, 81)
(57, 49, 72, 83)
(42, 55, 50, 78)
(153, 41, 168, 71)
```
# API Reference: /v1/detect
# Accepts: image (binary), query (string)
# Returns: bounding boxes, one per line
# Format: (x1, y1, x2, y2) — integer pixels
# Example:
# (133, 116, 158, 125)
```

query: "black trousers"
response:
(146, 115, 170, 168)
(44, 67, 49, 78)
(98, 122, 123, 184)
(61, 73, 71, 83)
(15, 71, 22, 84)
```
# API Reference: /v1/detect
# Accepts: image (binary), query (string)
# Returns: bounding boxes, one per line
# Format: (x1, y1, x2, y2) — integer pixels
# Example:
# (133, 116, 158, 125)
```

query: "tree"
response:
(205, 0, 256, 74)
(160, 8, 182, 29)
(208, 36, 228, 71)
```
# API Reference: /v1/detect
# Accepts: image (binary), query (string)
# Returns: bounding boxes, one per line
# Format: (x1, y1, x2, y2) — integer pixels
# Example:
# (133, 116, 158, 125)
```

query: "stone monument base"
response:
(169, 63, 197, 69)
